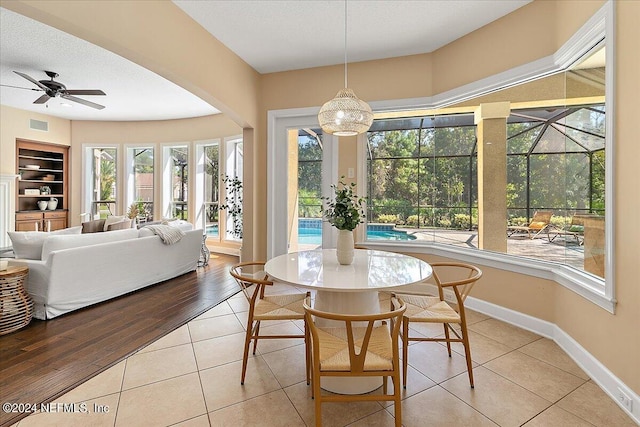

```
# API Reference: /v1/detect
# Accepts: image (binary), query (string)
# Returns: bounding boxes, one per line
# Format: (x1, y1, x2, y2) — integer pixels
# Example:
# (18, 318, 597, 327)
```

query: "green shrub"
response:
(405, 215, 419, 227)
(376, 214, 398, 224)
(452, 214, 471, 229)
(438, 218, 452, 228)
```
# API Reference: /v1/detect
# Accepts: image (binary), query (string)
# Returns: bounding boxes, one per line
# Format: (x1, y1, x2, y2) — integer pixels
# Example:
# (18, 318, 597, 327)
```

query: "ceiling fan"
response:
(9, 70, 106, 110)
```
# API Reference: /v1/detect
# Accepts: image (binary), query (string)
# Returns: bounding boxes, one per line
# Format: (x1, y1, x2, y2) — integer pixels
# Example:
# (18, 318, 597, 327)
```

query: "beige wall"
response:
(0, 105, 71, 174)
(1, 0, 638, 398)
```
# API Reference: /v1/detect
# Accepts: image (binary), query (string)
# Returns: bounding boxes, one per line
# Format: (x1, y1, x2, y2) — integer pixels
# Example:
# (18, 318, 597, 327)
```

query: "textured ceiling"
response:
(174, 0, 531, 73)
(0, 1, 532, 121)
(0, 7, 220, 121)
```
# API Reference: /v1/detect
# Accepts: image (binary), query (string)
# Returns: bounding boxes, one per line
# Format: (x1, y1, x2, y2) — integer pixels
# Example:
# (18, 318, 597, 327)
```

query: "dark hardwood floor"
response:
(0, 254, 240, 427)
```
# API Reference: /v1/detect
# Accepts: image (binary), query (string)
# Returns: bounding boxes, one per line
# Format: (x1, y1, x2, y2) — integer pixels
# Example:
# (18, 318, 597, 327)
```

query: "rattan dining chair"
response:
(392, 262, 482, 388)
(230, 261, 310, 385)
(303, 296, 406, 427)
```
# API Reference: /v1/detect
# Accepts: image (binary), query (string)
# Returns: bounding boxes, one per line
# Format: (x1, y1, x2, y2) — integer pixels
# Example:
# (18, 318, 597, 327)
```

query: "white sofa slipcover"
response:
(13, 227, 203, 319)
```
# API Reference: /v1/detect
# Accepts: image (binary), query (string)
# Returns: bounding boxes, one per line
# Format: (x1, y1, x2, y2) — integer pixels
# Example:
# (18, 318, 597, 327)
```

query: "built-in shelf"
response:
(19, 180, 64, 184)
(18, 155, 64, 162)
(16, 140, 69, 230)
(18, 194, 64, 198)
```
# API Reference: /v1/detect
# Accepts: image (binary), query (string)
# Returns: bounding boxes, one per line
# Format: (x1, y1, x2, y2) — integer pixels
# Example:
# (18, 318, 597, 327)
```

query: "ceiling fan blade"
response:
(65, 89, 106, 96)
(14, 71, 49, 91)
(0, 83, 41, 91)
(33, 94, 51, 104)
(61, 94, 105, 110)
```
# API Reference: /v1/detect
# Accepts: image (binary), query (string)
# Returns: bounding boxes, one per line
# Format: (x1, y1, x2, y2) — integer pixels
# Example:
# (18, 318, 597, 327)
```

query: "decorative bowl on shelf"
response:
(42, 174, 55, 181)
(24, 164, 40, 170)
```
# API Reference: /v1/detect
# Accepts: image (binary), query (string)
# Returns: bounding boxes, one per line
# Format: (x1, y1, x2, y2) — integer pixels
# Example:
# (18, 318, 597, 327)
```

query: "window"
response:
(168, 147, 188, 220)
(203, 143, 220, 238)
(88, 147, 117, 219)
(367, 116, 477, 244)
(297, 129, 324, 249)
(367, 102, 606, 279)
(268, 2, 612, 310)
(126, 147, 154, 223)
(223, 137, 243, 240)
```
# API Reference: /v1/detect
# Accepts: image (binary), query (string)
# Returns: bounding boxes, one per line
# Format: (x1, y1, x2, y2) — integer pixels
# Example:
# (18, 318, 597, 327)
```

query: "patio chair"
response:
(304, 296, 406, 427)
(392, 262, 482, 388)
(547, 215, 585, 245)
(230, 262, 310, 385)
(507, 211, 553, 239)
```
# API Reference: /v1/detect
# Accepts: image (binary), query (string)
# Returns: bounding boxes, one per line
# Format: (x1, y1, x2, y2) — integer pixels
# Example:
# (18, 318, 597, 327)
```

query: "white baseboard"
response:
(208, 245, 240, 257)
(466, 296, 639, 424)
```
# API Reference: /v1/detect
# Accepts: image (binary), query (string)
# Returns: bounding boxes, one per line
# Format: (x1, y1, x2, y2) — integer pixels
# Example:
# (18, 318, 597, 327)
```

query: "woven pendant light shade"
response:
(318, 88, 373, 136)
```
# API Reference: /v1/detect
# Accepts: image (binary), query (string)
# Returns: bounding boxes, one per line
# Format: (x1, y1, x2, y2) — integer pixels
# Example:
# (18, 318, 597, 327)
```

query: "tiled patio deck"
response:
(300, 228, 586, 272)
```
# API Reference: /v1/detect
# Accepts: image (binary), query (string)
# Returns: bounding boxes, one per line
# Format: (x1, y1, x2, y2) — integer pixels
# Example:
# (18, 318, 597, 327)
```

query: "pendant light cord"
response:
(344, 0, 348, 88)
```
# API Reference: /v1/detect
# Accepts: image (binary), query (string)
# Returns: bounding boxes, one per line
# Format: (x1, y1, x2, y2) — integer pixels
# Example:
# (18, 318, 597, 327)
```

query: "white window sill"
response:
(358, 240, 615, 313)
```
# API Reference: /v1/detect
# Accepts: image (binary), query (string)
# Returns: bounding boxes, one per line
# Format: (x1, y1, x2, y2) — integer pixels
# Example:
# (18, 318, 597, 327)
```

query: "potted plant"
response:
(220, 175, 243, 239)
(322, 178, 365, 265)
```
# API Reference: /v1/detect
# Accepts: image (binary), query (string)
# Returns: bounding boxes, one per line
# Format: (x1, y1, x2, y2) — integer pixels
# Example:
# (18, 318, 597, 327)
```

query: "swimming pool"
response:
(298, 221, 415, 245)
(206, 221, 416, 243)
(206, 224, 219, 237)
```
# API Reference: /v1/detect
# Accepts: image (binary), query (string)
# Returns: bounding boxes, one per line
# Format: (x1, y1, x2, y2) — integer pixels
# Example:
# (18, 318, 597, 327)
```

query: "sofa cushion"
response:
(8, 227, 82, 260)
(103, 215, 128, 232)
(107, 219, 133, 231)
(41, 228, 139, 260)
(81, 219, 106, 234)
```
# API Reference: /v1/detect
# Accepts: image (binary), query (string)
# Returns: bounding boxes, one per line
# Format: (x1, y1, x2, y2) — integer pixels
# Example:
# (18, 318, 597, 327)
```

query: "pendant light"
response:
(318, 0, 373, 136)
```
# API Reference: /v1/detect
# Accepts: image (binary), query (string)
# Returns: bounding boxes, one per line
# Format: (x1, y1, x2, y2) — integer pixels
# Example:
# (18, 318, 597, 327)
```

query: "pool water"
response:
(207, 222, 416, 244)
(206, 225, 219, 236)
(298, 226, 415, 245)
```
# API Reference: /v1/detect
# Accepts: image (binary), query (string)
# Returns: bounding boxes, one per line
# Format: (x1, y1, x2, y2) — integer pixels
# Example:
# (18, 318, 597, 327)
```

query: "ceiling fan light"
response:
(318, 88, 373, 136)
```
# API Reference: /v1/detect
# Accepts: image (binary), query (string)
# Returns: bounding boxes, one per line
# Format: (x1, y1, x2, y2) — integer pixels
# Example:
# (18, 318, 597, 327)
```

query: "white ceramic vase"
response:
(336, 229, 354, 265)
(47, 197, 58, 210)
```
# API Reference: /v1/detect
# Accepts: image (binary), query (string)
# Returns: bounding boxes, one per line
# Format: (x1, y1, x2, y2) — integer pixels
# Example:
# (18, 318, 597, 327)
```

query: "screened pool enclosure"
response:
(296, 102, 605, 277)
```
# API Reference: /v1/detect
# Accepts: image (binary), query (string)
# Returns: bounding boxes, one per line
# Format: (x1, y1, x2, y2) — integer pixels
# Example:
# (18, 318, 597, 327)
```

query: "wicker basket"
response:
(0, 265, 33, 335)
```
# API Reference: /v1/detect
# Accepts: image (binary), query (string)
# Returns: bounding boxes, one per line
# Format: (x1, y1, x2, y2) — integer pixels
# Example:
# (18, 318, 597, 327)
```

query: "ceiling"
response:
(0, 1, 531, 122)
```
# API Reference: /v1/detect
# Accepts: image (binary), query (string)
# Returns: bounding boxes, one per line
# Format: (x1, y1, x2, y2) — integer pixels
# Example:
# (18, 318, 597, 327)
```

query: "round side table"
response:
(0, 265, 33, 335)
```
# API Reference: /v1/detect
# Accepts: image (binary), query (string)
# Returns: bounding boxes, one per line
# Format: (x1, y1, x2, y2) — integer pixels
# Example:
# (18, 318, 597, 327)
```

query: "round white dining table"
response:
(264, 248, 432, 394)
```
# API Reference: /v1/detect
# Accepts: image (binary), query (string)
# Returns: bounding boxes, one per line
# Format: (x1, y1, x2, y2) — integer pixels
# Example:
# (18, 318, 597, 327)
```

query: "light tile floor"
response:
(14, 286, 635, 427)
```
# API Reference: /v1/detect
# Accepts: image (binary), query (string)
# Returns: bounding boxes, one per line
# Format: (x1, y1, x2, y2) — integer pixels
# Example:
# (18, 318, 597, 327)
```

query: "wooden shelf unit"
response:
(15, 140, 69, 231)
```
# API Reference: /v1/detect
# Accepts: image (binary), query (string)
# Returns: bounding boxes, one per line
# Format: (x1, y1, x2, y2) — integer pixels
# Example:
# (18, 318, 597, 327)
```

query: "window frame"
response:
(195, 139, 221, 240)
(82, 144, 119, 220)
(161, 143, 190, 220)
(125, 144, 155, 223)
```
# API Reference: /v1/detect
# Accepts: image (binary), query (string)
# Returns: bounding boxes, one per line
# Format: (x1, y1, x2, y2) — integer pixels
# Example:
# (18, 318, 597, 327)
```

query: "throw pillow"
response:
(103, 215, 127, 232)
(82, 219, 106, 233)
(8, 226, 82, 260)
(107, 219, 133, 231)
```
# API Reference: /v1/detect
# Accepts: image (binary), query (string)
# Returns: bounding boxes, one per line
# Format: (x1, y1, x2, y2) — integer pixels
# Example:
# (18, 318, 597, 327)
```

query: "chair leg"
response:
(305, 321, 311, 385)
(313, 373, 322, 427)
(460, 322, 474, 388)
(393, 370, 402, 427)
(382, 376, 388, 394)
(443, 323, 452, 356)
(402, 318, 409, 389)
(240, 320, 254, 385)
(252, 320, 261, 355)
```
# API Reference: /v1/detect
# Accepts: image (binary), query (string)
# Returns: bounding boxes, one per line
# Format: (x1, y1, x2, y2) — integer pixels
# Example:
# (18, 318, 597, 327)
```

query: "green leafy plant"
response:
(220, 175, 243, 239)
(126, 202, 139, 220)
(322, 178, 365, 231)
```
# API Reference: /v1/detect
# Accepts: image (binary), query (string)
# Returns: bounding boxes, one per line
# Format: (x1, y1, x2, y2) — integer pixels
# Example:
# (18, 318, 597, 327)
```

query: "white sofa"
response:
(11, 225, 203, 320)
